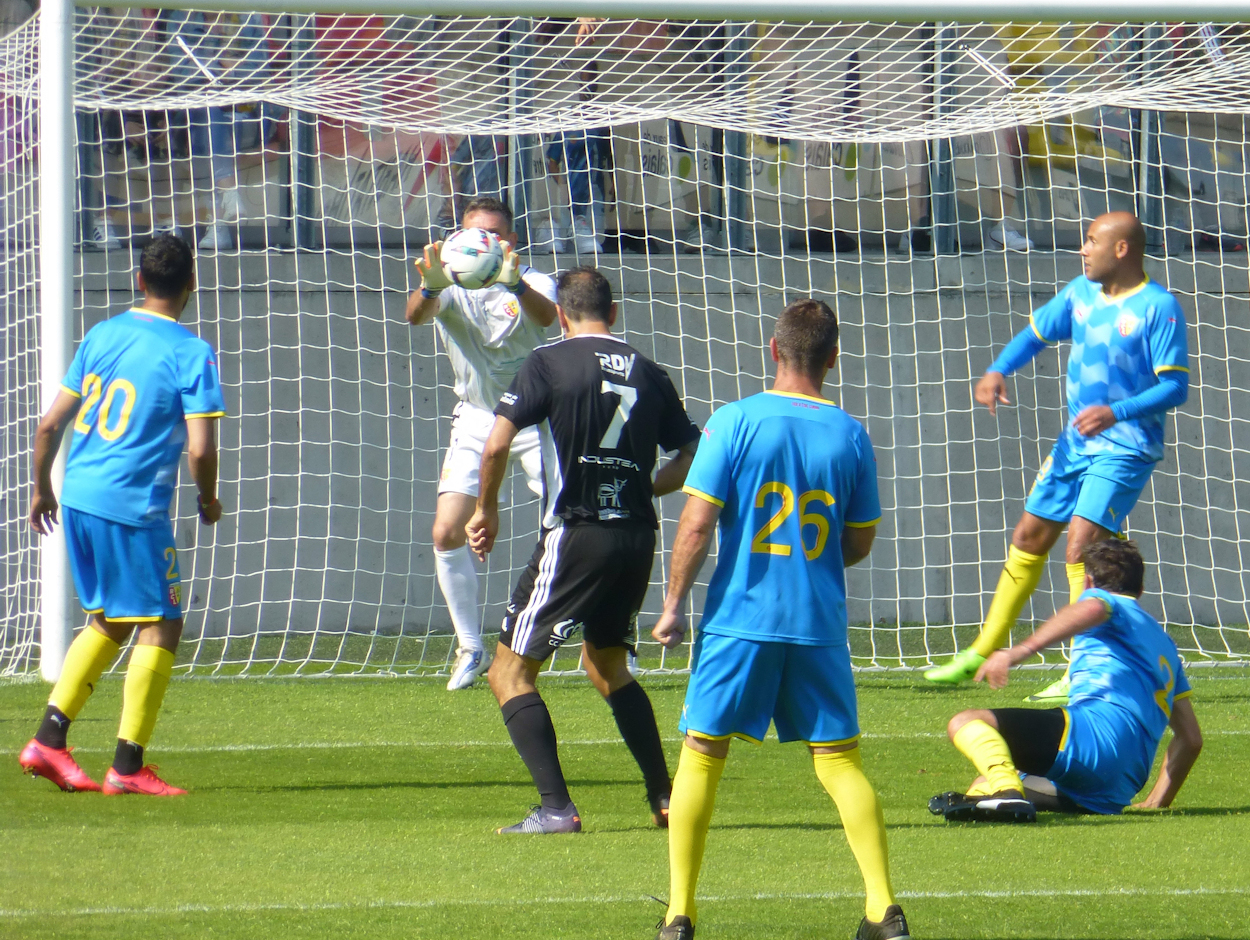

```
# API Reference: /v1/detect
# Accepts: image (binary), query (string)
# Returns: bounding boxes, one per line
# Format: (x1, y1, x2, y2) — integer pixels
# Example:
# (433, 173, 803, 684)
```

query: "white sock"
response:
(435, 547, 483, 653)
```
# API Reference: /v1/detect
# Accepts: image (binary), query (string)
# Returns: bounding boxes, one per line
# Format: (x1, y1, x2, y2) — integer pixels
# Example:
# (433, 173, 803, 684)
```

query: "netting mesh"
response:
(3, 12, 1250, 675)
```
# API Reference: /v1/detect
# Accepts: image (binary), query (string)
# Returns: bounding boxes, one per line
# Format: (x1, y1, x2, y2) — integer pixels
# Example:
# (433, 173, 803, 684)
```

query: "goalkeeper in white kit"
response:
(405, 197, 558, 690)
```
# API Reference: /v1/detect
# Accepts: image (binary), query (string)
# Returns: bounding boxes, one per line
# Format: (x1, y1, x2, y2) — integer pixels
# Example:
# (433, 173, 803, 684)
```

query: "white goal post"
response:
(8, 2, 1250, 678)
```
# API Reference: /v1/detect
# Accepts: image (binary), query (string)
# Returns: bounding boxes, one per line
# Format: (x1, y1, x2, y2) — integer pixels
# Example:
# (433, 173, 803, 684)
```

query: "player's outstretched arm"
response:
(496, 245, 557, 328)
(1134, 696, 1203, 810)
(405, 241, 448, 327)
(466, 416, 520, 561)
(187, 417, 222, 525)
(653, 494, 720, 649)
(974, 371, 1011, 416)
(975, 597, 1109, 689)
(29, 390, 82, 535)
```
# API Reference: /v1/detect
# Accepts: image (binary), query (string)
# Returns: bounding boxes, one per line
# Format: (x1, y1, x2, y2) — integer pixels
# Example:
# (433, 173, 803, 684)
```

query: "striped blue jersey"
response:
(683, 390, 880, 646)
(60, 309, 226, 527)
(1030, 276, 1188, 461)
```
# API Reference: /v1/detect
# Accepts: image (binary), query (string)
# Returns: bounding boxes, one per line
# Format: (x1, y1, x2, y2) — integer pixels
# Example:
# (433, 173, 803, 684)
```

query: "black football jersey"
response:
(496, 333, 699, 528)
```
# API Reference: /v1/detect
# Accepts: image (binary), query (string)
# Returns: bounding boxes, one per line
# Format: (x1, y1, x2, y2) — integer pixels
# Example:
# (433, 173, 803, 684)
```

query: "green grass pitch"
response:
(2, 670, 1248, 939)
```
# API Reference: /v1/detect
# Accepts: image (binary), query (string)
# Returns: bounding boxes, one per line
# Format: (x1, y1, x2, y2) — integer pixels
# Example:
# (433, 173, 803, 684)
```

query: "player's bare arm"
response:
(975, 371, 1010, 416)
(841, 524, 876, 567)
(187, 417, 222, 525)
(652, 493, 722, 649)
(466, 415, 520, 560)
(652, 440, 699, 497)
(975, 597, 1109, 689)
(28, 390, 83, 535)
(405, 241, 447, 326)
(1133, 696, 1203, 810)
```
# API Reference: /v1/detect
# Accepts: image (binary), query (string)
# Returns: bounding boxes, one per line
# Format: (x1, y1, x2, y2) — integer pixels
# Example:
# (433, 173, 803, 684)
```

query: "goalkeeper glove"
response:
(415, 240, 451, 297)
(496, 244, 528, 297)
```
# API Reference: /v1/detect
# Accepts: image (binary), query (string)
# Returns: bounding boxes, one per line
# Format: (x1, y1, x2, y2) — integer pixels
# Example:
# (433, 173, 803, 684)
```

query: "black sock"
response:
(501, 692, 572, 811)
(113, 740, 144, 776)
(607, 680, 671, 800)
(34, 706, 71, 750)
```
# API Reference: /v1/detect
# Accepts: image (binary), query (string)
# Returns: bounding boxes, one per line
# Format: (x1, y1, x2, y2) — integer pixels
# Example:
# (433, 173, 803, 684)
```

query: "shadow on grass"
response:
(203, 778, 640, 794)
(712, 821, 939, 833)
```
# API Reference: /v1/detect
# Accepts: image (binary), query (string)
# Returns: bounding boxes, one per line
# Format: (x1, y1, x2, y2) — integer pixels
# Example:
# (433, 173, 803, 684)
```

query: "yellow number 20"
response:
(750, 482, 837, 560)
(74, 375, 137, 442)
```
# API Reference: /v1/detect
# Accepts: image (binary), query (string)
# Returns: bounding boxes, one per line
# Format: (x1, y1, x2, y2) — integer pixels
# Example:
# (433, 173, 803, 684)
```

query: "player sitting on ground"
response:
(405, 197, 558, 691)
(19, 234, 225, 796)
(932, 538, 1202, 823)
(652, 299, 909, 940)
(925, 212, 1189, 705)
(467, 266, 700, 835)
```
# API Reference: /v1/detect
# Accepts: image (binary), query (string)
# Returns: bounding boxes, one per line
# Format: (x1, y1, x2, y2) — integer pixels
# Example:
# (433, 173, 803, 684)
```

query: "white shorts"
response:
(438, 401, 543, 499)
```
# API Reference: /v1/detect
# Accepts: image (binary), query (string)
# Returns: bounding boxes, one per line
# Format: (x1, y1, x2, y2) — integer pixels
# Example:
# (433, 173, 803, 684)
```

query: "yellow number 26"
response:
(750, 482, 837, 561)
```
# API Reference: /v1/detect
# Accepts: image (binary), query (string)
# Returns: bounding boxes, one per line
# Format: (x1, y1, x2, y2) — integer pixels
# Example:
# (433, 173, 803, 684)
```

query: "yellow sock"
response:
(1065, 562, 1086, 605)
(117, 645, 175, 747)
(48, 626, 121, 719)
(665, 743, 725, 925)
(952, 720, 1023, 796)
(971, 545, 1047, 657)
(813, 748, 895, 922)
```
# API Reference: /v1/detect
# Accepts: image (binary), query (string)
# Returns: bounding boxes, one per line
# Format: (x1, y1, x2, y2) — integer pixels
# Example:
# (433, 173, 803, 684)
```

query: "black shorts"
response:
(499, 524, 655, 662)
(991, 707, 1089, 814)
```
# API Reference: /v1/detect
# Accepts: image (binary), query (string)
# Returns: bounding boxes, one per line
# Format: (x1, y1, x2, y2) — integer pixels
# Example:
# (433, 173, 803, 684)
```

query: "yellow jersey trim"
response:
(81, 606, 105, 615)
(184, 411, 227, 420)
(1155, 365, 1189, 374)
(1029, 315, 1058, 346)
(130, 308, 178, 322)
(105, 614, 166, 623)
(806, 733, 861, 748)
(60, 384, 83, 399)
(687, 728, 764, 746)
(844, 517, 880, 529)
(1058, 707, 1071, 750)
(683, 486, 725, 508)
(764, 389, 836, 406)
(1101, 277, 1151, 304)
(1173, 689, 1194, 702)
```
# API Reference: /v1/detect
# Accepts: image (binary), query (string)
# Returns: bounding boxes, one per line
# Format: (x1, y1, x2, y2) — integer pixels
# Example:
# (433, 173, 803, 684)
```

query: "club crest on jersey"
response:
(168, 583, 182, 607)
(504, 299, 520, 318)
(1117, 312, 1140, 337)
(596, 351, 636, 380)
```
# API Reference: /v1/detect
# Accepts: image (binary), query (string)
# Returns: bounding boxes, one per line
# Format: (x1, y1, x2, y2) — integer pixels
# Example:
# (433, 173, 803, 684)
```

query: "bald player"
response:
(925, 212, 1189, 698)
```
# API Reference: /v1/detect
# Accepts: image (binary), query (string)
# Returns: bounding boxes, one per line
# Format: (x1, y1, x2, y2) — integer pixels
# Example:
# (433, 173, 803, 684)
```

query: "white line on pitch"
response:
(62, 728, 1249, 755)
(1, 886, 1246, 919)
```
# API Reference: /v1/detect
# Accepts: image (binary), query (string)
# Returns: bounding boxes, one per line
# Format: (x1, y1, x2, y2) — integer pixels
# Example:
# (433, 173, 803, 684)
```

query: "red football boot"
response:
(18, 739, 102, 792)
(103, 765, 187, 796)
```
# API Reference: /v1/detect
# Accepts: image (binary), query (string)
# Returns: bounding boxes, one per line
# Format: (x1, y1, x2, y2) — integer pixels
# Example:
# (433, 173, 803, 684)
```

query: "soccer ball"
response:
(440, 228, 505, 290)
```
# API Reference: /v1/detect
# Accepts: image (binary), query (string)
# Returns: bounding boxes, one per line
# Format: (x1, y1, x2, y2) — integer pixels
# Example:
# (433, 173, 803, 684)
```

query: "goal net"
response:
(3, 13, 1250, 676)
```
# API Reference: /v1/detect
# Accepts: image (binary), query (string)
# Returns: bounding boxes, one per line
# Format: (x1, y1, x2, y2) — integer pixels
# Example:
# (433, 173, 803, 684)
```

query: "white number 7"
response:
(599, 380, 638, 448)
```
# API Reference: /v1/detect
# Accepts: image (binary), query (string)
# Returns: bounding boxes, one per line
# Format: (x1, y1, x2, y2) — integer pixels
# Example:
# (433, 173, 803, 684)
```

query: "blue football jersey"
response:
(1052, 588, 1191, 813)
(1030, 276, 1188, 461)
(683, 390, 881, 646)
(60, 309, 226, 527)
(1069, 587, 1191, 738)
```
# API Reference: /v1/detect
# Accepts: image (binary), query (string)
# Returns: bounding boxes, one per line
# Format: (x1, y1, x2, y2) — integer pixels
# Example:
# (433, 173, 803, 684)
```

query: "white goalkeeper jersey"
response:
(434, 265, 557, 412)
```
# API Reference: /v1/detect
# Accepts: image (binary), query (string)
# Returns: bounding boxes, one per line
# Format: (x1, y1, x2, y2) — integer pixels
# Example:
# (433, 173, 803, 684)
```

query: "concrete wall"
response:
(75, 248, 1250, 665)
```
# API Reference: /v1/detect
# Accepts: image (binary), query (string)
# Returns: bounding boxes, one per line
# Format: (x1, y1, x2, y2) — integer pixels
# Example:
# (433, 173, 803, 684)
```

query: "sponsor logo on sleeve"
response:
(500, 392, 518, 406)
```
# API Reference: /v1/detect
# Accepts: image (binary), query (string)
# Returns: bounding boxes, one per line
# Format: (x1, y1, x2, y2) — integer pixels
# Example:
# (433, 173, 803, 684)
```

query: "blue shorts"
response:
(679, 632, 859, 746)
(1046, 705, 1153, 816)
(1025, 436, 1155, 533)
(63, 506, 183, 622)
